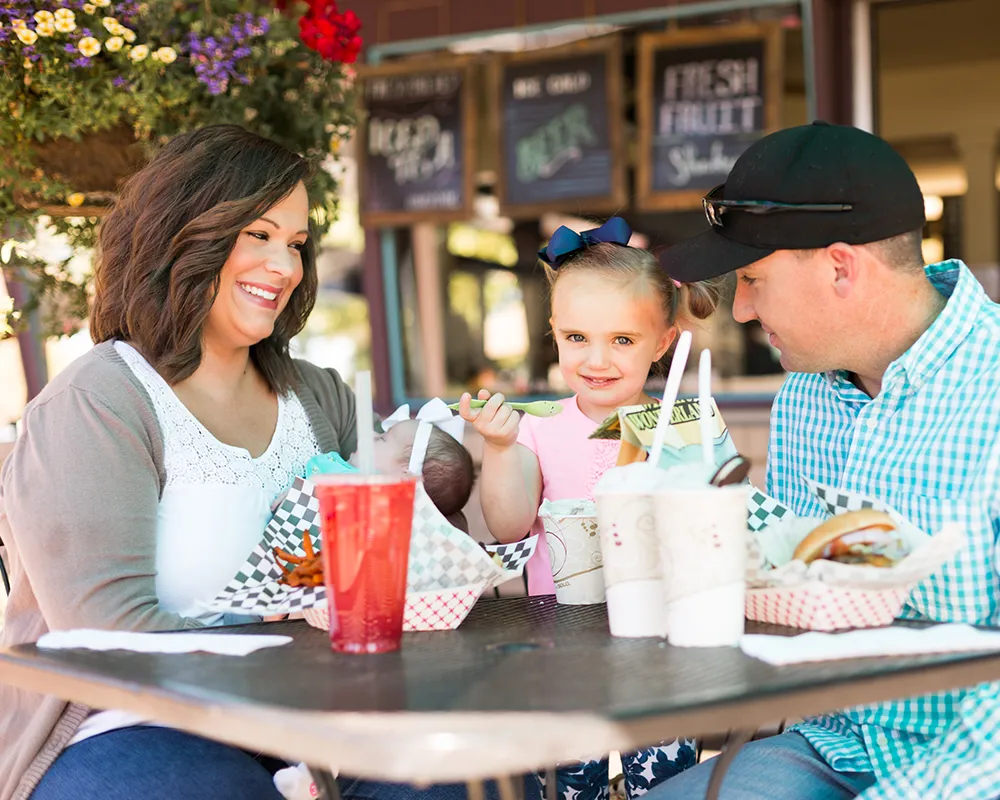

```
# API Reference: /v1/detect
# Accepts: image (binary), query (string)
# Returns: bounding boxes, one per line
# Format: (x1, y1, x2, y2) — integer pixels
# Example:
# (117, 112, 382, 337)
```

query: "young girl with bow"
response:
(459, 217, 725, 799)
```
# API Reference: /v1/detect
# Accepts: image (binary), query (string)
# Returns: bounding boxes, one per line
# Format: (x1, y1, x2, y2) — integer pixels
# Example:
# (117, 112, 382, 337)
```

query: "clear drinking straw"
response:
(649, 330, 692, 468)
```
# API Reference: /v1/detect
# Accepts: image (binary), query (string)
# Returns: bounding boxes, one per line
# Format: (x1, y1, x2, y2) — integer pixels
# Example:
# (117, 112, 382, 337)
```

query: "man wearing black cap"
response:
(650, 121, 1000, 800)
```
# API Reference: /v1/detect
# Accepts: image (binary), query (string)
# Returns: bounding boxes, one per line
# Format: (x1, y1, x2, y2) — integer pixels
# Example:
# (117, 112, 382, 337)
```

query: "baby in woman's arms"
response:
(305, 404, 475, 531)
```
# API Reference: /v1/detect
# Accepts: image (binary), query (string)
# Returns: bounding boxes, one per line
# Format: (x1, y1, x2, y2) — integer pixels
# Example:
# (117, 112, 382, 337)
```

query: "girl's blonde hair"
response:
(543, 241, 726, 328)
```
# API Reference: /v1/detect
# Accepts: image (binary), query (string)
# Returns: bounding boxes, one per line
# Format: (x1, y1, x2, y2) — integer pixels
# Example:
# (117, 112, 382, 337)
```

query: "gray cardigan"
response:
(0, 342, 357, 800)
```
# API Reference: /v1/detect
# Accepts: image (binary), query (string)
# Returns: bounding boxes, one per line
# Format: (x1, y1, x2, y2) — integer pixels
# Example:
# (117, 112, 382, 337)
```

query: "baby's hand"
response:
(271, 489, 289, 514)
(458, 390, 520, 451)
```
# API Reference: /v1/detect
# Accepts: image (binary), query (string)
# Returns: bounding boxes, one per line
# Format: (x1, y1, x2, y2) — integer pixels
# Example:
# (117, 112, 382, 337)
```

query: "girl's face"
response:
(203, 182, 310, 353)
(550, 272, 675, 420)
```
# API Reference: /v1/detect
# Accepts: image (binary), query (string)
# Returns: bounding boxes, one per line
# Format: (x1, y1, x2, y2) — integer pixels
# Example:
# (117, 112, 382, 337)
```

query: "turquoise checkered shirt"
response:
(766, 260, 1000, 800)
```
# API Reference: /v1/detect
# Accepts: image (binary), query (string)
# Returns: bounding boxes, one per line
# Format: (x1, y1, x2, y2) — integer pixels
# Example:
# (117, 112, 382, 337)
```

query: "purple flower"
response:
(72, 56, 92, 68)
(113, 76, 129, 88)
(183, 14, 264, 95)
(64, 43, 77, 53)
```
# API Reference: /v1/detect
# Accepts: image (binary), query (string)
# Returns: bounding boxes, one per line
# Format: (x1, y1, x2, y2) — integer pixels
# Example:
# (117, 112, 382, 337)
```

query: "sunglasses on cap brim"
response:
(702, 183, 854, 228)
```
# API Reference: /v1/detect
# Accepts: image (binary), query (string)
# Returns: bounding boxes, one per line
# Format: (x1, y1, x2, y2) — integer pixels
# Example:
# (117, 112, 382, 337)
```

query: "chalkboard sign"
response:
(493, 37, 624, 219)
(358, 57, 475, 227)
(637, 25, 782, 211)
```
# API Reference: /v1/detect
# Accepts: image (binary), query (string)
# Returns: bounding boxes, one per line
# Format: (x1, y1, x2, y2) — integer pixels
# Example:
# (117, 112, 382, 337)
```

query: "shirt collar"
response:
(823, 260, 984, 397)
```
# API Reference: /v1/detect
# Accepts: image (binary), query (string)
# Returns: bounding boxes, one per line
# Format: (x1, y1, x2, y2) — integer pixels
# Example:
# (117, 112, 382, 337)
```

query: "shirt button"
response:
(876, 733, 889, 747)
(865, 419, 877, 431)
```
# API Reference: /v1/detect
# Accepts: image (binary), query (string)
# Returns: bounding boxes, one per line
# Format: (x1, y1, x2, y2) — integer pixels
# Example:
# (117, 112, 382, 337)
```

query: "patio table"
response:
(3, 596, 1000, 800)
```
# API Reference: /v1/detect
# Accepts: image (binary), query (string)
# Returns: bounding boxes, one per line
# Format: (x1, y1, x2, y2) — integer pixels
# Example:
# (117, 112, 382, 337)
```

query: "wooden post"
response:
(3, 266, 48, 403)
(412, 222, 448, 399)
(362, 229, 394, 415)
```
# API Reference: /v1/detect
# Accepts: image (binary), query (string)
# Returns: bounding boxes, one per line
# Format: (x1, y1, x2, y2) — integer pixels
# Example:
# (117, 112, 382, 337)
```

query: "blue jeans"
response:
(644, 732, 877, 800)
(32, 726, 543, 800)
(31, 727, 285, 800)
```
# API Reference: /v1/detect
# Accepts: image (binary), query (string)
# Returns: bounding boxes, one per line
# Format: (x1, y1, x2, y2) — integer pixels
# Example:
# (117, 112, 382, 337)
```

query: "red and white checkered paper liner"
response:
(203, 476, 537, 617)
(302, 582, 485, 632)
(746, 583, 912, 631)
(746, 481, 962, 631)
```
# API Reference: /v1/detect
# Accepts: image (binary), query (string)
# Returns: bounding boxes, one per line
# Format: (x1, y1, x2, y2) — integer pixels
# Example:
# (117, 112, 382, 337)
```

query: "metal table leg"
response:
(496, 775, 521, 800)
(545, 767, 558, 800)
(314, 768, 342, 800)
(705, 729, 754, 800)
(467, 780, 486, 800)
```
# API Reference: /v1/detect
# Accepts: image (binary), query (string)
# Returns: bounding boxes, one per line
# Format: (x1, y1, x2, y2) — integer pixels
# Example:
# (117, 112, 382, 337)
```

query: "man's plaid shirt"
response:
(767, 260, 1000, 799)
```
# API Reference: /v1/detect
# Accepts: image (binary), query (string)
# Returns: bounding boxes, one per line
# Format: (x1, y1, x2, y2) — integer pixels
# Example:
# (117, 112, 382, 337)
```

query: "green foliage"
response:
(0, 0, 358, 338)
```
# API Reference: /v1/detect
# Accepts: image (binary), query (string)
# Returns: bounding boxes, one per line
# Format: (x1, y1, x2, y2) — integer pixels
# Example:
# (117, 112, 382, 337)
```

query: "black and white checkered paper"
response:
(748, 479, 891, 533)
(204, 477, 537, 616)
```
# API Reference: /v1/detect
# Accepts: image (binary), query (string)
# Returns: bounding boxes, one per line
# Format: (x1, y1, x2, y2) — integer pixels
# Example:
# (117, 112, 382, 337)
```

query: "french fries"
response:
(274, 532, 324, 587)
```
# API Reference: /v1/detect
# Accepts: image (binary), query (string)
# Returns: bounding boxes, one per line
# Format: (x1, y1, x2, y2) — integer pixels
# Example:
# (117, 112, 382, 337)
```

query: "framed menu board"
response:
(636, 24, 782, 211)
(492, 36, 625, 219)
(358, 57, 476, 227)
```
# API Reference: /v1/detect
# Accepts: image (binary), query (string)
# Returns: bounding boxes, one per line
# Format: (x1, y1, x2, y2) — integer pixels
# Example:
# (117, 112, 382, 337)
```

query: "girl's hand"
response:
(458, 390, 520, 450)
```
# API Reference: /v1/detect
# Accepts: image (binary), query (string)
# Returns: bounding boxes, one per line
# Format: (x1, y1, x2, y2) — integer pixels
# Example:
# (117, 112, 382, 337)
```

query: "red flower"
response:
(298, 1, 362, 63)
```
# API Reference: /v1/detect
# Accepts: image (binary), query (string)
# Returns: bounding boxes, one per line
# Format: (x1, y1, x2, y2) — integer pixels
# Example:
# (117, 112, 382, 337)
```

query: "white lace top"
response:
(114, 341, 321, 620)
(69, 343, 323, 747)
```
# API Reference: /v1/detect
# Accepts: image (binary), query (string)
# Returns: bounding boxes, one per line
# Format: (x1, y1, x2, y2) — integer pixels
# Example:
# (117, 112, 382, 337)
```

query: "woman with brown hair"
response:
(0, 125, 426, 800)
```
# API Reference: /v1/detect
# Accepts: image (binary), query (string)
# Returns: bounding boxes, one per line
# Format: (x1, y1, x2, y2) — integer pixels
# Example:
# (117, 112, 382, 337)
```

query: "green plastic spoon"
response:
(448, 399, 564, 418)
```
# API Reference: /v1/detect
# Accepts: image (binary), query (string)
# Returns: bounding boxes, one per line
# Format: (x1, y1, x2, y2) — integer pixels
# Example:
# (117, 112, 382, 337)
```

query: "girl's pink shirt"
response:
(515, 395, 620, 595)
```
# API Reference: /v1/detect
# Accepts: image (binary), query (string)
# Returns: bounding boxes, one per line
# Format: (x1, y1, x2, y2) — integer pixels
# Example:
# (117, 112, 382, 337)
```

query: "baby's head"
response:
(374, 420, 475, 529)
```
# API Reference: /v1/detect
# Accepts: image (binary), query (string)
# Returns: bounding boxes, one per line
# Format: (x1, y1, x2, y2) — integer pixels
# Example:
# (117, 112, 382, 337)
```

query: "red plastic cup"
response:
(315, 474, 417, 654)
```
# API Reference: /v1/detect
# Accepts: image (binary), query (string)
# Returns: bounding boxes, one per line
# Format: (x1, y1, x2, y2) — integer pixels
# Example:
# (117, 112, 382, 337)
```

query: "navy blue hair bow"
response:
(537, 217, 632, 267)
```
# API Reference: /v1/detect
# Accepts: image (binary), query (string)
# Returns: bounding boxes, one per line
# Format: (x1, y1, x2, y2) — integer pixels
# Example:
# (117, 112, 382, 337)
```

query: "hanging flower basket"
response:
(0, 0, 362, 336)
(13, 125, 146, 215)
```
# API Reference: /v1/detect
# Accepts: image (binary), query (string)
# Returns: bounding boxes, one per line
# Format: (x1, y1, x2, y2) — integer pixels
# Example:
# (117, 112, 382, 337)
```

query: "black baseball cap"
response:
(660, 121, 926, 282)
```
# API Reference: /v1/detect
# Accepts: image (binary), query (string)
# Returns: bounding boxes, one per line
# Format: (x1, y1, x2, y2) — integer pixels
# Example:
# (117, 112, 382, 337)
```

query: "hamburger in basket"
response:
(791, 510, 907, 568)
(745, 484, 963, 630)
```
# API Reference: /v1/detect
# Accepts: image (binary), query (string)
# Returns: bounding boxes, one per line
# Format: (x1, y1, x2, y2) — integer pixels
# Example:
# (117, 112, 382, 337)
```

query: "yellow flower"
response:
(105, 35, 123, 51)
(153, 46, 176, 64)
(121, 27, 135, 42)
(54, 9, 75, 22)
(35, 21, 55, 36)
(77, 36, 100, 56)
(11, 18, 26, 28)
(128, 44, 148, 61)
(94, 0, 111, 6)
(101, 16, 121, 33)
(33, 10, 55, 24)
(15, 27, 38, 45)
(82, 3, 96, 12)
(66, 193, 86, 208)
(54, 17, 76, 32)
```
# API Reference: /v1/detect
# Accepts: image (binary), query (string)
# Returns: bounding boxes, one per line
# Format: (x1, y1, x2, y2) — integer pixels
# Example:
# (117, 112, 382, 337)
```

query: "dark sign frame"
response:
(491, 36, 625, 219)
(636, 24, 783, 212)
(357, 56, 477, 227)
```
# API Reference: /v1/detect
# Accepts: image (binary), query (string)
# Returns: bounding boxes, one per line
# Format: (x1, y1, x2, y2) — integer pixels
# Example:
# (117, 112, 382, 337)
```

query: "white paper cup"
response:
(654, 484, 749, 647)
(595, 493, 666, 637)
(539, 502, 605, 605)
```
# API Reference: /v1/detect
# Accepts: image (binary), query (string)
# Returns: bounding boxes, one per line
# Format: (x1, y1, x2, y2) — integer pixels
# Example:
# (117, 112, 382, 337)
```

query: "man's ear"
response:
(826, 242, 862, 299)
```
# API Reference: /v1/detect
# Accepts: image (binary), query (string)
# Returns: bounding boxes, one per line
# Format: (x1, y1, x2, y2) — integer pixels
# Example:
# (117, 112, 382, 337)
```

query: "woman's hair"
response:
(543, 241, 725, 327)
(403, 427, 476, 532)
(90, 124, 318, 393)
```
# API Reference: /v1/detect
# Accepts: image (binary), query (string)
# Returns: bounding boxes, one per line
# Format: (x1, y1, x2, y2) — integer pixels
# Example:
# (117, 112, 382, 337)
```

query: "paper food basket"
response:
(206, 476, 537, 632)
(745, 481, 963, 631)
